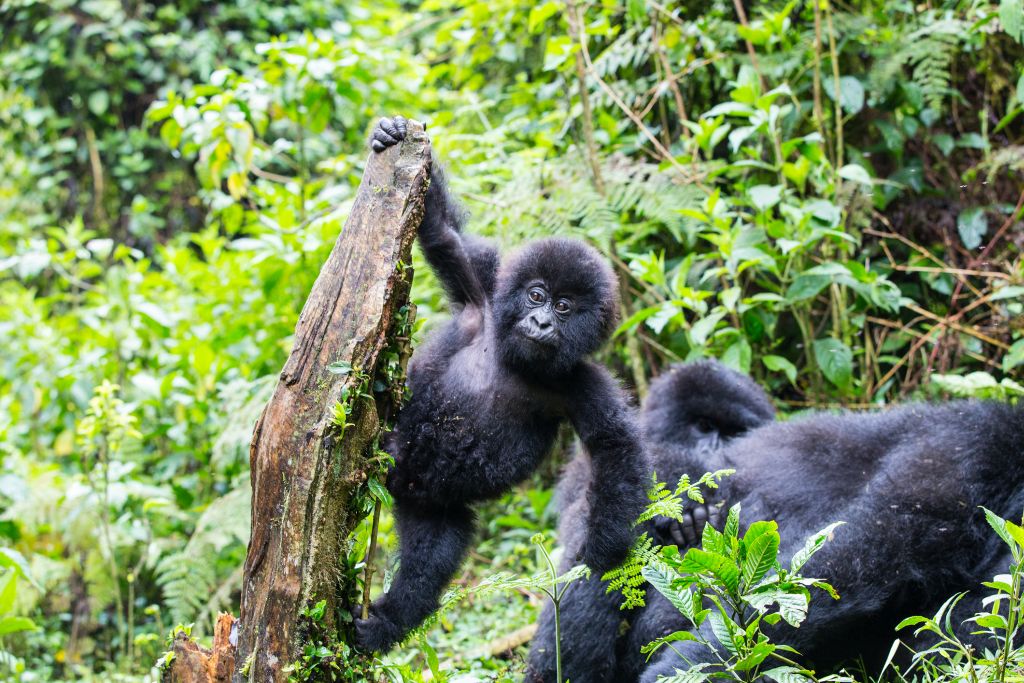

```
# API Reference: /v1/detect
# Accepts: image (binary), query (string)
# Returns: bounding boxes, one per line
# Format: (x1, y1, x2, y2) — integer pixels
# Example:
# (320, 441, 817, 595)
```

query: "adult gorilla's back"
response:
(528, 361, 1024, 683)
(642, 399, 1024, 681)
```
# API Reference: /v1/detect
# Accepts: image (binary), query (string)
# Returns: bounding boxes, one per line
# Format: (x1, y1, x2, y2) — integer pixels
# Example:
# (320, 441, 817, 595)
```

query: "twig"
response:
(904, 302, 1010, 351)
(361, 500, 383, 620)
(570, 4, 701, 183)
(565, 0, 606, 195)
(730, 0, 766, 92)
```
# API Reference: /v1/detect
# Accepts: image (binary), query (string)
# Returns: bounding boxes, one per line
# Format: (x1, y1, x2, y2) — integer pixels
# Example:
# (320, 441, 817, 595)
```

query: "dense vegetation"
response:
(0, 0, 1022, 680)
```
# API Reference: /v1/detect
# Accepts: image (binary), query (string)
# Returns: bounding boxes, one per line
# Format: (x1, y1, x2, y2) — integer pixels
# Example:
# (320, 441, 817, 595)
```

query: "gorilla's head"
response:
(641, 359, 776, 454)
(493, 238, 619, 377)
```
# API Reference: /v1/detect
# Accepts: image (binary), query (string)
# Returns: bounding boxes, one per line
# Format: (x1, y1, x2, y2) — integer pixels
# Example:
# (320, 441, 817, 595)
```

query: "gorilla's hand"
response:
(653, 503, 722, 548)
(578, 512, 634, 572)
(352, 603, 403, 653)
(371, 115, 408, 153)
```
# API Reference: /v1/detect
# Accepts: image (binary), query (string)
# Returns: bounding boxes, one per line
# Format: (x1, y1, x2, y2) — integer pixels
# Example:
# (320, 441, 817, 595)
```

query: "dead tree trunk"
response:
(162, 121, 431, 683)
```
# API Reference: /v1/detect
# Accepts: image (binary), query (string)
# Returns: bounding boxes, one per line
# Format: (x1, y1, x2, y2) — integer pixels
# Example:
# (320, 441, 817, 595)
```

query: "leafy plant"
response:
(610, 473, 842, 683)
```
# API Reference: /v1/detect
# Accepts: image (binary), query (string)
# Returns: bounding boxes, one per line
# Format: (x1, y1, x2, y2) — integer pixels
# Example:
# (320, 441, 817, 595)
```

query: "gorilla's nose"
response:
(529, 313, 552, 331)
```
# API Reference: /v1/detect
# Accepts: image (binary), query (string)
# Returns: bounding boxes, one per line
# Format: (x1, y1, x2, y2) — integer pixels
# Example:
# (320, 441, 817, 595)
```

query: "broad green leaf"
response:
(813, 338, 853, 390)
(748, 184, 783, 212)
(679, 549, 740, 593)
(639, 629, 697, 657)
(1001, 0, 1024, 42)
(982, 507, 1015, 549)
(763, 665, 814, 683)
(785, 273, 830, 302)
(528, 1, 560, 32)
(837, 76, 865, 114)
(763, 355, 797, 383)
(790, 521, 844, 572)
(643, 563, 694, 619)
(707, 609, 740, 656)
(974, 613, 1008, 629)
(837, 163, 872, 186)
(723, 503, 740, 541)
(654, 665, 712, 683)
(0, 616, 35, 636)
(1005, 520, 1024, 547)
(734, 640, 775, 671)
(88, 90, 110, 116)
(991, 285, 1024, 301)
(957, 207, 988, 250)
(0, 572, 16, 615)
(367, 478, 393, 506)
(1007, 340, 1024, 372)
(895, 615, 932, 631)
(742, 522, 780, 586)
(690, 311, 726, 346)
(776, 592, 810, 626)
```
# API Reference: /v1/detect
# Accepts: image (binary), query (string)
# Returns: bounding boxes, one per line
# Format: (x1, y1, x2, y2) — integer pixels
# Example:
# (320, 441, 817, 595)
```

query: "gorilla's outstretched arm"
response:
(569, 364, 648, 569)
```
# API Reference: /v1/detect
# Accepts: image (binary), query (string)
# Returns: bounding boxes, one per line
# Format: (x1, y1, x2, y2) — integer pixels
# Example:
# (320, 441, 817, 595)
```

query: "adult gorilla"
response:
(527, 360, 1024, 682)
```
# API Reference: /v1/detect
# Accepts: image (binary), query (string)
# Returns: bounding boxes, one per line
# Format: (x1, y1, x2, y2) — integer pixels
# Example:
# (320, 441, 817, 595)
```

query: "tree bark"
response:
(162, 121, 431, 683)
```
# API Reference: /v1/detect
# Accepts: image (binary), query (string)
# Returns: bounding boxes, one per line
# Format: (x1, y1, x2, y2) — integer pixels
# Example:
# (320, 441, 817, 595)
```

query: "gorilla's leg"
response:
(355, 499, 475, 651)
(525, 572, 624, 683)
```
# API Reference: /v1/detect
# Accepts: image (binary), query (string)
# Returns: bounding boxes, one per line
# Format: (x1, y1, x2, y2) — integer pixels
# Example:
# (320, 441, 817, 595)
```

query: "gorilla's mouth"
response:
(517, 325, 558, 347)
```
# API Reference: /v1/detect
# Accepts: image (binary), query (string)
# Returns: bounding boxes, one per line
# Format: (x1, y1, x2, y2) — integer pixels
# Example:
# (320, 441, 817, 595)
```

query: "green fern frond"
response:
(602, 533, 660, 609)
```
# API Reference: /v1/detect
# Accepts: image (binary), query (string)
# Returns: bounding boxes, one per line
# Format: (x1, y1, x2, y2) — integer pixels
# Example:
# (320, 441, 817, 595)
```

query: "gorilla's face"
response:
(493, 238, 619, 377)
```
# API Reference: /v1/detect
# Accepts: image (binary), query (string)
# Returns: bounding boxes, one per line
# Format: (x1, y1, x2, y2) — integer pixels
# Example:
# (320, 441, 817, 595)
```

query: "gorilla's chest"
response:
(390, 355, 561, 503)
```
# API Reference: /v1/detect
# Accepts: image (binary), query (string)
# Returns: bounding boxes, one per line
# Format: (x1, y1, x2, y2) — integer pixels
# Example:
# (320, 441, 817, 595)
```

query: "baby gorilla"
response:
(526, 360, 776, 682)
(356, 116, 647, 652)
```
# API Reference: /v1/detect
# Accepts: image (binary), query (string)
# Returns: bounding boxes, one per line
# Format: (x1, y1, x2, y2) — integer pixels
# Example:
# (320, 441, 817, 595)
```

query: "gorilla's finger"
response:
(708, 503, 722, 528)
(373, 129, 398, 145)
(681, 511, 696, 545)
(693, 505, 708, 528)
(371, 139, 386, 153)
(393, 115, 408, 137)
(380, 117, 402, 139)
(669, 520, 686, 547)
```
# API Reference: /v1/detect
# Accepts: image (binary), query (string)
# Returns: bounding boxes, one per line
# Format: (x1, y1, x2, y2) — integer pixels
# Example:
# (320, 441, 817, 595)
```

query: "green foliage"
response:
(1, 0, 1023, 679)
(636, 499, 840, 682)
(889, 508, 1024, 682)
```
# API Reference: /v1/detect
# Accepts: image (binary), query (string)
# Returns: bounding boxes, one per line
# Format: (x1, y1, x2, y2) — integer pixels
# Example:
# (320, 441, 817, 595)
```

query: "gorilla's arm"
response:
(354, 500, 476, 652)
(525, 455, 628, 683)
(567, 363, 648, 571)
(372, 116, 495, 309)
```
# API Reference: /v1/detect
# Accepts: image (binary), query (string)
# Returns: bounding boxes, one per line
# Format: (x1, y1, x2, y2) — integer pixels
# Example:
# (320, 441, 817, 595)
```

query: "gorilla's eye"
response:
(528, 287, 546, 304)
(695, 417, 715, 434)
(554, 299, 572, 314)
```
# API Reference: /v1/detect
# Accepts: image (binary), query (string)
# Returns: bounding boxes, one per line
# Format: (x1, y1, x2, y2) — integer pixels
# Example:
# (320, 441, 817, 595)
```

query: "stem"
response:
(565, 0, 605, 196)
(95, 443, 126, 658)
(361, 500, 382, 619)
(824, 1, 844, 185)
(730, 0, 766, 93)
(538, 543, 564, 683)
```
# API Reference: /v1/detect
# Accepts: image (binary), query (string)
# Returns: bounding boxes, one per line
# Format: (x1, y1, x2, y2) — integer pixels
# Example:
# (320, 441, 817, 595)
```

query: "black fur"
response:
(525, 360, 775, 683)
(355, 117, 648, 653)
(528, 360, 1024, 682)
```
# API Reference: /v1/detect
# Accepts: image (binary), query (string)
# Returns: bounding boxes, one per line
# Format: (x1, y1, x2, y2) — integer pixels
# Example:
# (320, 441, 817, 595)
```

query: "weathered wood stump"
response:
(162, 120, 431, 683)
